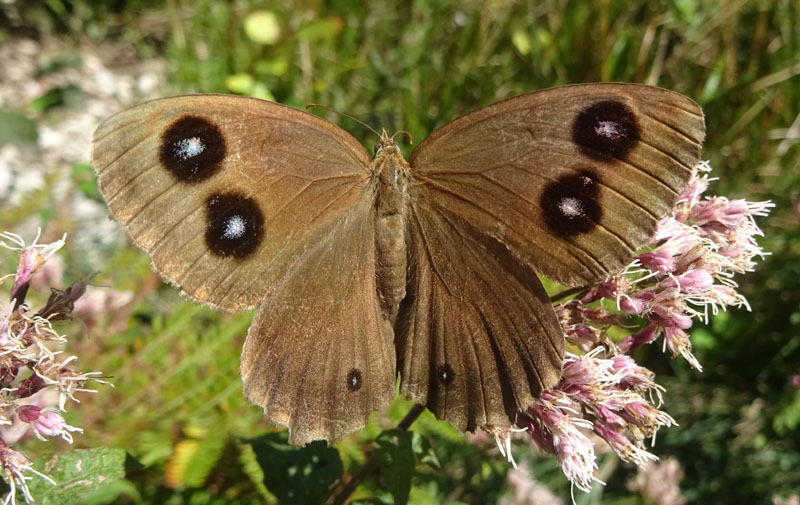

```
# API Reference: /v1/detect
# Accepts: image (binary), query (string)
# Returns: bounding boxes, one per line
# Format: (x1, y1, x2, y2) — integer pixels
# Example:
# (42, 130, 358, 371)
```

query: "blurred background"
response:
(0, 1, 798, 504)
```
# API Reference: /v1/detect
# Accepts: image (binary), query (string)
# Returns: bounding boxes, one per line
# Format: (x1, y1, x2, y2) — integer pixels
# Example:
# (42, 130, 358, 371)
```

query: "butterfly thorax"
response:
(372, 136, 410, 324)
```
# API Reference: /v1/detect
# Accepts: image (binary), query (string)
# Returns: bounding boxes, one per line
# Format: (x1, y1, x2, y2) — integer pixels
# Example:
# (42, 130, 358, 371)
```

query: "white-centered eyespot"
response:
(558, 197, 585, 218)
(222, 215, 246, 239)
(174, 137, 206, 160)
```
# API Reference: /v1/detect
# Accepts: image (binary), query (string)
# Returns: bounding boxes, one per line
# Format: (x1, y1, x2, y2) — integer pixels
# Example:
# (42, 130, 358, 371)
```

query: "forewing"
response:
(92, 94, 372, 312)
(409, 83, 705, 287)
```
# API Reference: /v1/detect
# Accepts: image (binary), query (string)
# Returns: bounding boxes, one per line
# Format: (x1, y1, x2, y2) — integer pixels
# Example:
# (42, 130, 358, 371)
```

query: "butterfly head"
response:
(373, 129, 397, 157)
(374, 128, 413, 158)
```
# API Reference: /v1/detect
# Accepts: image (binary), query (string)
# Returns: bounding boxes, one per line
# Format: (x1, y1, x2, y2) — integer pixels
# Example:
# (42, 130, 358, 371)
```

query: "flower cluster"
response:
(627, 458, 686, 505)
(491, 163, 772, 492)
(0, 231, 110, 505)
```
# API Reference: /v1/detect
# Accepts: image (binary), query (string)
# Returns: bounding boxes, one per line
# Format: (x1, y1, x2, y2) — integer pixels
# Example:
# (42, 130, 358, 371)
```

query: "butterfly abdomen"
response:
(373, 141, 411, 324)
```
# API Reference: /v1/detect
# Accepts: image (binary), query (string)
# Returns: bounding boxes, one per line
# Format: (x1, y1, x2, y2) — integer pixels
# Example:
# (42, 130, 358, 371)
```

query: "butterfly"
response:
(91, 83, 705, 445)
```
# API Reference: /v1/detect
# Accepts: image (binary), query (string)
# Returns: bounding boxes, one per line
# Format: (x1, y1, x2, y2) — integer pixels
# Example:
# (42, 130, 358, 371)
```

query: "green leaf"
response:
(71, 162, 101, 200)
(250, 432, 342, 505)
(181, 432, 226, 487)
(0, 108, 38, 145)
(775, 387, 800, 434)
(410, 432, 440, 469)
(244, 10, 281, 45)
(29, 84, 81, 112)
(699, 58, 725, 104)
(374, 430, 414, 505)
(226, 73, 255, 94)
(238, 441, 277, 504)
(28, 448, 126, 505)
(255, 57, 289, 76)
(79, 479, 141, 505)
(296, 18, 343, 42)
(511, 28, 531, 55)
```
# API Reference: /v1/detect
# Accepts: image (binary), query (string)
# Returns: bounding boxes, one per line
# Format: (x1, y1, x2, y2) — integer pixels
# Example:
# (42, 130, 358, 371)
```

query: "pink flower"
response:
(663, 327, 702, 370)
(1, 231, 111, 504)
(0, 440, 56, 504)
(28, 410, 82, 443)
(639, 252, 676, 274)
(663, 270, 714, 292)
(17, 406, 40, 423)
(628, 458, 686, 505)
(522, 391, 599, 492)
(1, 231, 66, 306)
(503, 463, 564, 505)
(619, 324, 660, 353)
(511, 163, 770, 492)
(594, 421, 657, 466)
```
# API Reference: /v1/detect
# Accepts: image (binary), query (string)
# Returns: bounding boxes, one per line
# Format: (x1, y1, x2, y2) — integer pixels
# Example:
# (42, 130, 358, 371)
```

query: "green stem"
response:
(549, 285, 589, 303)
(327, 403, 426, 505)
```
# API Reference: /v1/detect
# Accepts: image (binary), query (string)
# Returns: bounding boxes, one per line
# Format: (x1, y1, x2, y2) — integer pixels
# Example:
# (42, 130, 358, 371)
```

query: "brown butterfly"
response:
(91, 83, 705, 445)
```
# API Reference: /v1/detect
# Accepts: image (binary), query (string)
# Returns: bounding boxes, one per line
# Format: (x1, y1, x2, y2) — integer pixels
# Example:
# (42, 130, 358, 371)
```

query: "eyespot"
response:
(346, 369, 362, 392)
(540, 170, 602, 239)
(572, 100, 639, 161)
(437, 364, 455, 386)
(205, 192, 265, 258)
(160, 115, 226, 182)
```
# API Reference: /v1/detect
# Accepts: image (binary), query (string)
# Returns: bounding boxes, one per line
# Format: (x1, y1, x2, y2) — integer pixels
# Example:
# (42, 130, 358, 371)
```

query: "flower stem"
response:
(549, 285, 588, 303)
(327, 403, 426, 505)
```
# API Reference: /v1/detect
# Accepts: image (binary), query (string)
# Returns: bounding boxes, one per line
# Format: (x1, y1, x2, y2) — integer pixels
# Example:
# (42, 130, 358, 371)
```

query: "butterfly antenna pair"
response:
(306, 104, 413, 145)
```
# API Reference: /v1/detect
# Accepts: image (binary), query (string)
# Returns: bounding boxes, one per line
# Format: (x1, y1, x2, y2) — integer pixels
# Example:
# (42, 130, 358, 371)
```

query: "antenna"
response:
(391, 130, 413, 145)
(305, 104, 381, 139)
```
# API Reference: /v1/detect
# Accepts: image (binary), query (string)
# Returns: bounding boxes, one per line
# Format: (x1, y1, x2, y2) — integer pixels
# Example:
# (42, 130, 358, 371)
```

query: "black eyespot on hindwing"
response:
(437, 364, 455, 386)
(346, 369, 363, 392)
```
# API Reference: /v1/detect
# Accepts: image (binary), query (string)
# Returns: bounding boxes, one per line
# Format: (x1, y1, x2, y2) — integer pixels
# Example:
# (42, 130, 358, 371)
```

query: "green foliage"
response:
(374, 430, 415, 505)
(0, 107, 37, 145)
(27, 448, 127, 505)
(250, 433, 342, 505)
(1, 0, 798, 504)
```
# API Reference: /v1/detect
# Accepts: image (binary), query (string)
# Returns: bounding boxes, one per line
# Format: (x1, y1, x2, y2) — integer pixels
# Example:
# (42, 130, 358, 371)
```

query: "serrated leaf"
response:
(27, 448, 126, 505)
(374, 430, 414, 505)
(238, 441, 277, 504)
(165, 439, 199, 487)
(250, 432, 342, 505)
(182, 433, 226, 487)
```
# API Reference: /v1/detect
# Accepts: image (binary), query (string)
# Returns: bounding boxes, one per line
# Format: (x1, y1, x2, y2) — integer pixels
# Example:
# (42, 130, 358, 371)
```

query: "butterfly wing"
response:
(400, 83, 705, 430)
(396, 204, 564, 431)
(241, 194, 396, 444)
(408, 83, 706, 287)
(92, 94, 373, 312)
(92, 95, 395, 443)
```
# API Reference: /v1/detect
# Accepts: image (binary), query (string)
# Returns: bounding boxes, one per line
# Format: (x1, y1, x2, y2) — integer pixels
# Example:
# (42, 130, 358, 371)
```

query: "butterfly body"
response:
(372, 132, 410, 323)
(92, 84, 705, 445)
